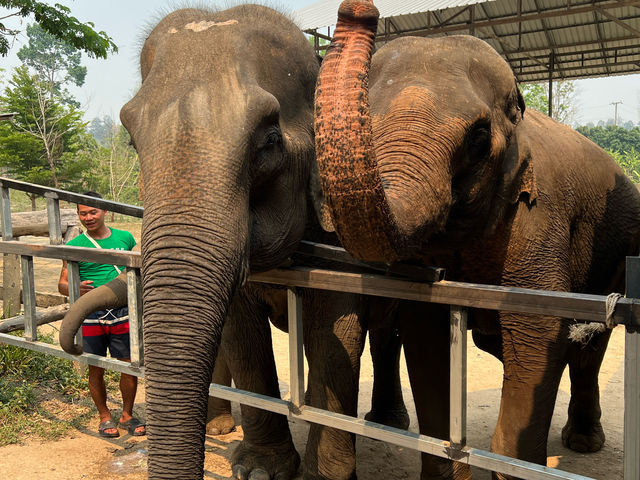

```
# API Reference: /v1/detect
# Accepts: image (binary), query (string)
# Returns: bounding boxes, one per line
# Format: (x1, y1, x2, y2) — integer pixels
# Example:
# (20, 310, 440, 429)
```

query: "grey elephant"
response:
(314, 1, 640, 479)
(60, 5, 407, 480)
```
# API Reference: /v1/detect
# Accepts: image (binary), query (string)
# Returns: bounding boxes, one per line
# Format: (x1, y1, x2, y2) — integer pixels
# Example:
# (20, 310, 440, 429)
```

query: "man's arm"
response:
(58, 260, 94, 296)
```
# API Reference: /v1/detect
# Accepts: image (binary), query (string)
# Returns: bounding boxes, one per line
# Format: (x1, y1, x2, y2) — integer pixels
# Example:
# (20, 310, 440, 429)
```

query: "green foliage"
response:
(0, 65, 98, 195)
(84, 121, 140, 207)
(608, 148, 640, 183)
(576, 125, 640, 183)
(16, 23, 87, 106)
(575, 125, 640, 153)
(520, 80, 577, 125)
(0, 0, 117, 58)
(0, 331, 95, 445)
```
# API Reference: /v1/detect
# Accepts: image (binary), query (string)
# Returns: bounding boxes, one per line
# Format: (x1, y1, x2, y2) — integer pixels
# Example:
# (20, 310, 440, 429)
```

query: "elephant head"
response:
(117, 6, 318, 479)
(314, 0, 536, 263)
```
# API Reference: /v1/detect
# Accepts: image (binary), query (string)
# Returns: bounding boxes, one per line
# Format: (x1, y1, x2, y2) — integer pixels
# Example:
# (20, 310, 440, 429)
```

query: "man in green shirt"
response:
(58, 192, 145, 438)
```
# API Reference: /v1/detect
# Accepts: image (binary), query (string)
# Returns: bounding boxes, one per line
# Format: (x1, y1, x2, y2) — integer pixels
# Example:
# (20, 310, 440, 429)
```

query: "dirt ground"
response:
(0, 229, 626, 479)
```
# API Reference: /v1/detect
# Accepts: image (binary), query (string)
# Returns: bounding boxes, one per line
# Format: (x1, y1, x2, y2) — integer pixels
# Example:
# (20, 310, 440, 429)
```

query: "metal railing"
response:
(1, 176, 638, 480)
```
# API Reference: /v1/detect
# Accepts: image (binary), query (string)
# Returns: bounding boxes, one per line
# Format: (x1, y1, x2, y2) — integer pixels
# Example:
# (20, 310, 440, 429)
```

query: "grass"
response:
(0, 329, 121, 446)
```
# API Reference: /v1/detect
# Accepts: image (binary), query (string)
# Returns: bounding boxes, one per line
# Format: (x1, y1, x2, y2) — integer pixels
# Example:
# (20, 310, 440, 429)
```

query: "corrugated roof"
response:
(296, 0, 640, 83)
(293, 0, 491, 30)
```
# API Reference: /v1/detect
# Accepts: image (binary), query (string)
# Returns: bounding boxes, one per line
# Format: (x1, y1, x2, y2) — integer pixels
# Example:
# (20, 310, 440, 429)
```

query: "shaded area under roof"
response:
(296, 0, 640, 84)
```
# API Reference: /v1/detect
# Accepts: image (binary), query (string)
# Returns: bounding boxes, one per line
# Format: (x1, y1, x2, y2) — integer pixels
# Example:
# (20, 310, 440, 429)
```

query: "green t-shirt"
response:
(66, 227, 136, 288)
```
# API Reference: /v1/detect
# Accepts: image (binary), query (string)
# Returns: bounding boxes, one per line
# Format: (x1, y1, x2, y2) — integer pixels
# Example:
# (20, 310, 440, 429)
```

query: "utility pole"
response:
(611, 101, 623, 126)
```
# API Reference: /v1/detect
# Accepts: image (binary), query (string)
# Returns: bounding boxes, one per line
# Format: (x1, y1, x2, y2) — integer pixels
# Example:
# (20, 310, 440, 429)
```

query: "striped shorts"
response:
(82, 306, 130, 359)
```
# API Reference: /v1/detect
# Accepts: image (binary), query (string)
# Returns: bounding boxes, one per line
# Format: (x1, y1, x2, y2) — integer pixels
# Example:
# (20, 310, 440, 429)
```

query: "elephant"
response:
(60, 5, 408, 480)
(313, 1, 640, 479)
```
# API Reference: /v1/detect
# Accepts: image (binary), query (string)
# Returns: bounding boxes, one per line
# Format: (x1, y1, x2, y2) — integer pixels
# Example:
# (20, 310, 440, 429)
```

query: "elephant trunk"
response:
(142, 223, 245, 479)
(314, 0, 453, 262)
(59, 274, 128, 355)
(141, 167, 249, 478)
(314, 0, 399, 262)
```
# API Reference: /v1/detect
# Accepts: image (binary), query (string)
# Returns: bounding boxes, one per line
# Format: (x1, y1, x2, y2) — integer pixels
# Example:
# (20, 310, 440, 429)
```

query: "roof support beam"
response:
(548, 51, 555, 118)
(379, 0, 640, 39)
(595, 7, 640, 37)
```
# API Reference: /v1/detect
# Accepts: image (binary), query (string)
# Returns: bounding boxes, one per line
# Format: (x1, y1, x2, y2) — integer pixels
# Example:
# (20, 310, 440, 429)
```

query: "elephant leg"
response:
(303, 290, 367, 480)
(491, 314, 569, 480)
(561, 328, 611, 453)
(206, 348, 236, 436)
(399, 301, 471, 480)
(223, 292, 300, 480)
(364, 298, 410, 430)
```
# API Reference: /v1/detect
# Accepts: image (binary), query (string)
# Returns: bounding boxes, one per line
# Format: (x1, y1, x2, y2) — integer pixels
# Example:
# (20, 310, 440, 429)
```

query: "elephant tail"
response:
(59, 274, 129, 355)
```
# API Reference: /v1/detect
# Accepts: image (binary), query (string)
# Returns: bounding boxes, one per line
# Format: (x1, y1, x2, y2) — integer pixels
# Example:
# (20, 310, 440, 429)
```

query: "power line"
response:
(611, 101, 623, 126)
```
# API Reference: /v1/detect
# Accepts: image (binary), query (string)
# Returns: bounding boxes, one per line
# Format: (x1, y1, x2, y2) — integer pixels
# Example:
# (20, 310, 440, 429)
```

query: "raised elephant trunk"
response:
(314, 0, 399, 262)
(315, 0, 453, 262)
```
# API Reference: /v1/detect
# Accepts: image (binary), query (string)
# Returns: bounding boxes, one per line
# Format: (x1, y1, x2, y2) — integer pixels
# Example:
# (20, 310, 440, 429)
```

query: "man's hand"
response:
(80, 280, 94, 295)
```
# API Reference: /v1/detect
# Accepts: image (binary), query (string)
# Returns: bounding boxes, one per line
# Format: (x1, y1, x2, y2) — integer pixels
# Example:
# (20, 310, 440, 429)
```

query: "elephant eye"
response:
(467, 123, 492, 159)
(262, 128, 283, 149)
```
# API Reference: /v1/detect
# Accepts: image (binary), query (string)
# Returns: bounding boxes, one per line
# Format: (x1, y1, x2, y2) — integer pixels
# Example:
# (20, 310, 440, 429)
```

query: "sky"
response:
(1, 0, 639, 126)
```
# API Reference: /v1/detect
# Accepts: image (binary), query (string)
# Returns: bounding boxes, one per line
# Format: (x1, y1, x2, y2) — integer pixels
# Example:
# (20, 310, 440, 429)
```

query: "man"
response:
(58, 191, 145, 438)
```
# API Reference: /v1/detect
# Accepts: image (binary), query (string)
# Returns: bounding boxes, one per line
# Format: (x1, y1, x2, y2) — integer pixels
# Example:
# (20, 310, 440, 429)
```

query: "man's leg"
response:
(116, 363, 145, 434)
(83, 317, 117, 436)
(88, 364, 117, 436)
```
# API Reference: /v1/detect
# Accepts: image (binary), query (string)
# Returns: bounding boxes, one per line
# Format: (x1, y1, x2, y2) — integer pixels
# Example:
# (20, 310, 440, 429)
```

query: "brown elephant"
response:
(60, 5, 408, 480)
(314, 1, 640, 479)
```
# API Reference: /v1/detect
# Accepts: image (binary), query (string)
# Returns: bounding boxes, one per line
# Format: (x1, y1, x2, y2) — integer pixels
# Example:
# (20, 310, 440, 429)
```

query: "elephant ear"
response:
(486, 126, 538, 234)
(309, 158, 335, 232)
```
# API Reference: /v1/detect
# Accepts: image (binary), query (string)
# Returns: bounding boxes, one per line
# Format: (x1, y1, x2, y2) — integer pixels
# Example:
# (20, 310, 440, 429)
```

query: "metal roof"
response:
(296, 0, 640, 83)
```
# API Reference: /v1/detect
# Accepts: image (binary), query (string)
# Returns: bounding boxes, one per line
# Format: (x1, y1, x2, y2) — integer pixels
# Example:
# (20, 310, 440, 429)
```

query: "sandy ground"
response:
(0, 231, 626, 479)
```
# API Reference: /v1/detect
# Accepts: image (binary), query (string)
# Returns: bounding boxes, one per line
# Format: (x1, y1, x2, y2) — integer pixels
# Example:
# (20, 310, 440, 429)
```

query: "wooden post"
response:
(1, 185, 21, 319)
(21, 255, 37, 341)
(287, 288, 305, 410)
(450, 305, 467, 448)
(127, 267, 144, 367)
(45, 193, 63, 245)
(68, 261, 84, 374)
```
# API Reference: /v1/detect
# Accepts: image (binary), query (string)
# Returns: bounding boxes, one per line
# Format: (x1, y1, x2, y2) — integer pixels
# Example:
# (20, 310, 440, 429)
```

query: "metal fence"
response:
(1, 176, 638, 480)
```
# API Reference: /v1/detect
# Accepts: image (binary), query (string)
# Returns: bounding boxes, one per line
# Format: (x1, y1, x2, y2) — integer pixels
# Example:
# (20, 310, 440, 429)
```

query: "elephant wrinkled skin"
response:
(314, 1, 640, 479)
(61, 5, 407, 480)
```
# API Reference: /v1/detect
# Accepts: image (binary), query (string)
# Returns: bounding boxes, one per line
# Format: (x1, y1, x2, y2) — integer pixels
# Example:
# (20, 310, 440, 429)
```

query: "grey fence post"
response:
(625, 256, 640, 480)
(67, 261, 82, 347)
(127, 267, 144, 367)
(45, 193, 63, 245)
(21, 255, 37, 341)
(450, 305, 468, 448)
(287, 288, 305, 409)
(1, 185, 21, 319)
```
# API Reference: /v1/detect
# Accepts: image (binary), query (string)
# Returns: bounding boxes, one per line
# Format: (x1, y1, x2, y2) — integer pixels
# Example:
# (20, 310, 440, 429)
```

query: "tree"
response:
(88, 115, 115, 145)
(576, 125, 640, 184)
(84, 122, 140, 211)
(520, 80, 577, 125)
(16, 23, 86, 106)
(0, 0, 117, 58)
(576, 125, 640, 153)
(0, 65, 96, 209)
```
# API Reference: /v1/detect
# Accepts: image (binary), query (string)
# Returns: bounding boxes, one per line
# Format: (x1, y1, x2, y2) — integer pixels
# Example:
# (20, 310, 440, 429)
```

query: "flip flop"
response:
(119, 417, 146, 436)
(98, 419, 120, 438)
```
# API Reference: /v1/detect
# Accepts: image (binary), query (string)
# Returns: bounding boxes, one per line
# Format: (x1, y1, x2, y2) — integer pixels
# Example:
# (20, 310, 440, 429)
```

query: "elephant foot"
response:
(231, 440, 300, 480)
(303, 472, 356, 480)
(421, 458, 471, 480)
(206, 413, 236, 436)
(364, 406, 410, 430)
(561, 419, 605, 453)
